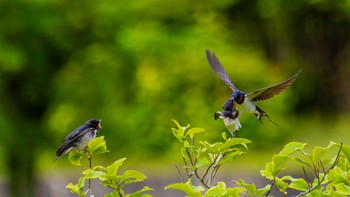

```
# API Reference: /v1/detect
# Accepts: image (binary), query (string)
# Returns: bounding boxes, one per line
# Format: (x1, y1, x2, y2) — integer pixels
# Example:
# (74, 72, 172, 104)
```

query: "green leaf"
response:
(100, 174, 118, 189)
(307, 189, 322, 196)
(341, 145, 350, 162)
(107, 158, 127, 175)
(204, 182, 228, 196)
(225, 188, 245, 196)
(77, 177, 86, 189)
(275, 177, 288, 193)
(83, 168, 106, 179)
(293, 157, 311, 168)
(185, 127, 205, 139)
(104, 191, 119, 197)
(199, 141, 223, 154)
(88, 136, 109, 155)
(260, 161, 275, 179)
(311, 141, 337, 167)
(183, 140, 192, 148)
(327, 168, 346, 183)
(93, 165, 107, 172)
(272, 155, 292, 173)
(194, 156, 210, 168)
(220, 151, 246, 164)
(334, 183, 350, 195)
(171, 119, 190, 141)
(66, 178, 85, 197)
(279, 142, 306, 156)
(125, 186, 154, 197)
(120, 170, 147, 185)
(282, 176, 308, 191)
(236, 179, 257, 195)
(68, 150, 85, 166)
(165, 180, 204, 197)
(221, 132, 227, 141)
(222, 138, 251, 150)
(256, 184, 272, 196)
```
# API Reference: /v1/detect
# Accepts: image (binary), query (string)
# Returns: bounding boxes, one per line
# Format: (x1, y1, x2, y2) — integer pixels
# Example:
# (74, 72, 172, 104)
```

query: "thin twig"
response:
(265, 176, 276, 196)
(174, 163, 184, 183)
(182, 157, 191, 178)
(210, 153, 226, 183)
(201, 155, 217, 182)
(302, 166, 311, 189)
(184, 145, 210, 188)
(186, 147, 195, 166)
(207, 153, 225, 187)
(87, 154, 93, 197)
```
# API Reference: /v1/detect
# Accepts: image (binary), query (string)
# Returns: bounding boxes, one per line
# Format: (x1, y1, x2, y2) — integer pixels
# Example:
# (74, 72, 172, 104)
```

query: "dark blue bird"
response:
(54, 119, 102, 161)
(206, 49, 301, 125)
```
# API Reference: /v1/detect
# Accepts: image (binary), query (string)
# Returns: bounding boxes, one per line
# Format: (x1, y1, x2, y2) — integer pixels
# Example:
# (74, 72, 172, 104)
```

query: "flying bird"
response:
(214, 98, 242, 137)
(206, 49, 301, 125)
(54, 119, 102, 161)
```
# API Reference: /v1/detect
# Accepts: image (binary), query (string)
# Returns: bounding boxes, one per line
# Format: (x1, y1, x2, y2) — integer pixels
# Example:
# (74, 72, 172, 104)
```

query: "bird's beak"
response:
(214, 112, 222, 120)
(98, 122, 102, 129)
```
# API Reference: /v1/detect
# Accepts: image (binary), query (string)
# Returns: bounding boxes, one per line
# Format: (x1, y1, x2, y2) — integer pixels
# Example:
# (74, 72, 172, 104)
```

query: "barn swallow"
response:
(54, 119, 102, 161)
(214, 98, 242, 137)
(206, 49, 301, 125)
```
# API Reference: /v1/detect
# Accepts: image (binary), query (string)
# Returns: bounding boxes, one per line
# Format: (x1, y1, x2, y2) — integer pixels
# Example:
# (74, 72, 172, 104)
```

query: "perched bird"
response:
(214, 98, 242, 137)
(206, 49, 301, 125)
(54, 119, 102, 161)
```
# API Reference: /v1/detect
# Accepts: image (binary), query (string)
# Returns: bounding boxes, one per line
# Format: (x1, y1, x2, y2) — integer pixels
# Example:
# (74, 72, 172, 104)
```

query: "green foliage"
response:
(165, 180, 204, 197)
(68, 136, 110, 166)
(166, 121, 350, 196)
(66, 178, 86, 197)
(88, 136, 110, 155)
(64, 121, 350, 196)
(66, 137, 153, 197)
(166, 120, 252, 195)
(260, 141, 349, 196)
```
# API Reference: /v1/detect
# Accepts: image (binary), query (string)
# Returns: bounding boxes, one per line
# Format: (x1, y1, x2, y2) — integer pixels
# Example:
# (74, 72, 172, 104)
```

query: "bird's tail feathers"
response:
(53, 156, 60, 162)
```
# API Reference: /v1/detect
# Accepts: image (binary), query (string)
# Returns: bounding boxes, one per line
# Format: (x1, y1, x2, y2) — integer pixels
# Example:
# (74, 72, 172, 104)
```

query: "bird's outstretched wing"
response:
(247, 69, 302, 102)
(55, 125, 95, 160)
(206, 49, 239, 92)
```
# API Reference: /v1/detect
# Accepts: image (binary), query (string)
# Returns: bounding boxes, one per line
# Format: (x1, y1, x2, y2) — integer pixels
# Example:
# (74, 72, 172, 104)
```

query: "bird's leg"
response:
(231, 130, 237, 138)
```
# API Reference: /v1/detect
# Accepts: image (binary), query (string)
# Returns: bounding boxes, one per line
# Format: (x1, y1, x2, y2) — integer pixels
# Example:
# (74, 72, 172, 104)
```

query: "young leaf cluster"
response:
(166, 120, 251, 195)
(166, 121, 350, 197)
(261, 141, 350, 196)
(63, 121, 350, 197)
(65, 136, 153, 197)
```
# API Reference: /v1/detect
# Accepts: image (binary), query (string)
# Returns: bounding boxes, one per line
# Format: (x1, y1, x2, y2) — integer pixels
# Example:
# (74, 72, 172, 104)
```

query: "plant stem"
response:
(87, 152, 94, 197)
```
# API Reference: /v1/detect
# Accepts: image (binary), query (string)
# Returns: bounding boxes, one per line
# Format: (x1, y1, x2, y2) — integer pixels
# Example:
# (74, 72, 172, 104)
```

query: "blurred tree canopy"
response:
(0, 0, 349, 196)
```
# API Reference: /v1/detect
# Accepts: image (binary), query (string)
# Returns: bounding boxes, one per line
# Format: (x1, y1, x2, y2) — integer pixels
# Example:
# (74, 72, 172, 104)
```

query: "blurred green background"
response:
(0, 0, 350, 196)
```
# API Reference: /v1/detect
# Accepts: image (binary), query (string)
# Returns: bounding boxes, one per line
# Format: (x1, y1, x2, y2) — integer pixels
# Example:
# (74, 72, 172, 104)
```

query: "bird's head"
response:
(214, 111, 223, 120)
(231, 91, 245, 104)
(222, 98, 234, 111)
(86, 119, 102, 129)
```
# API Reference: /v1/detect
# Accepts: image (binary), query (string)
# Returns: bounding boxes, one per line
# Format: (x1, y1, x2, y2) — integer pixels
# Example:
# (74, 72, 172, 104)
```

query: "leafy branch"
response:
(65, 136, 153, 197)
(166, 120, 251, 194)
(261, 141, 349, 196)
(296, 142, 343, 196)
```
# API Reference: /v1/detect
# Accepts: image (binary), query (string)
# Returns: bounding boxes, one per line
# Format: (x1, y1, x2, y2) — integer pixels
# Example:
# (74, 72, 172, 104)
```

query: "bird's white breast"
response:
(241, 97, 257, 113)
(223, 117, 242, 132)
(77, 130, 97, 149)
